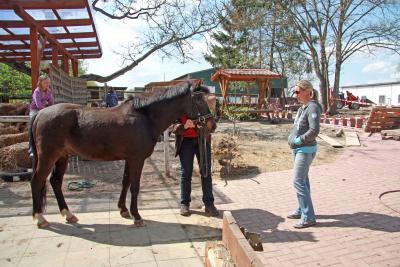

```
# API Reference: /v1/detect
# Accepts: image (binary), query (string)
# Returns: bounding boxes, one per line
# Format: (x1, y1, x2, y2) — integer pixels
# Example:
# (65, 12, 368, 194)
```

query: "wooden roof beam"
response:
(0, 31, 96, 41)
(0, 19, 92, 28)
(0, 49, 100, 56)
(85, 1, 102, 56)
(13, 5, 75, 60)
(0, 41, 98, 50)
(0, 0, 87, 10)
(0, 53, 101, 62)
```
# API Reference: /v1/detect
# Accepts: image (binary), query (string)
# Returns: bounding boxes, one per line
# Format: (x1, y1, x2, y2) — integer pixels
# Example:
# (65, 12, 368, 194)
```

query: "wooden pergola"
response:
(0, 0, 102, 92)
(210, 69, 283, 111)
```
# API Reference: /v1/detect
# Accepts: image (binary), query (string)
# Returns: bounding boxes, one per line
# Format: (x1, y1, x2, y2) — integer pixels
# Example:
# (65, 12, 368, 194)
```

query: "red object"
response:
(341, 117, 347, 126)
(333, 117, 339, 125)
(181, 115, 198, 138)
(332, 89, 370, 109)
(349, 117, 356, 127)
(356, 117, 364, 128)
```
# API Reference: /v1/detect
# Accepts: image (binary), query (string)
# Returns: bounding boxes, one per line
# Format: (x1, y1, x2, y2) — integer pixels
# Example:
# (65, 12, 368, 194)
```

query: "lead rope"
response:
(198, 129, 209, 178)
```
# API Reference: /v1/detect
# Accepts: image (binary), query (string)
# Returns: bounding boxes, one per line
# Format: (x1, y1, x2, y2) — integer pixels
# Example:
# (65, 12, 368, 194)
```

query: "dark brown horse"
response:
(30, 81, 216, 228)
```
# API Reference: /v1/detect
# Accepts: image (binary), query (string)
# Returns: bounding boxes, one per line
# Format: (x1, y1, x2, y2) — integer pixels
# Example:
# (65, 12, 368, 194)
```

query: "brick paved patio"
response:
(214, 131, 400, 266)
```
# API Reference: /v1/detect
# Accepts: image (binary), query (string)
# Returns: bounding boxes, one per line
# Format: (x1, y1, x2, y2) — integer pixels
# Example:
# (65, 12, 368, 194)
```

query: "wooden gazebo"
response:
(0, 0, 102, 92)
(210, 69, 283, 111)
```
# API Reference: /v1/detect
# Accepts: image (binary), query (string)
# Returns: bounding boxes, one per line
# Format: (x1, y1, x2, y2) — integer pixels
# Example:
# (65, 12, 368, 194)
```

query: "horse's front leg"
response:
(50, 156, 78, 224)
(118, 161, 131, 218)
(128, 159, 145, 227)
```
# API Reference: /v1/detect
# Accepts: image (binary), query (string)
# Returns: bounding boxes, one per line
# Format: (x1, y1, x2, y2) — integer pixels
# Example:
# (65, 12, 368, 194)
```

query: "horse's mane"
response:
(124, 82, 191, 109)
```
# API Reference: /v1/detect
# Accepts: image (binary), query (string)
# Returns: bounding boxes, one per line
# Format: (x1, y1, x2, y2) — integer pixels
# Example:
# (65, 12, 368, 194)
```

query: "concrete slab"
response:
(0, 209, 222, 267)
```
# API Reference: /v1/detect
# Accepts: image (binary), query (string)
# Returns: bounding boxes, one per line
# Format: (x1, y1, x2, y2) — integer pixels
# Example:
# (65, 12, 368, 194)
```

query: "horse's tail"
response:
(29, 113, 48, 214)
(29, 113, 38, 173)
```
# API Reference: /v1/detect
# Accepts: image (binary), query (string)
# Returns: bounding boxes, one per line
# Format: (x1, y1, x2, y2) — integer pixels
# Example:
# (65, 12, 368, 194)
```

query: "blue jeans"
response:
(292, 151, 316, 223)
(179, 138, 214, 207)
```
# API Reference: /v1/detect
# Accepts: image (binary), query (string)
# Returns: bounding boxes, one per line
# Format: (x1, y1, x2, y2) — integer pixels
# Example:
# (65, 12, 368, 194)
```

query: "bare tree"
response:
(330, 0, 400, 113)
(81, 0, 225, 82)
(277, 0, 400, 113)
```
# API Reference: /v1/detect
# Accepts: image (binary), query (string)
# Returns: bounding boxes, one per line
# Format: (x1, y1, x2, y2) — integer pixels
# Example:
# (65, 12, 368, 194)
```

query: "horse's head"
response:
(185, 85, 217, 134)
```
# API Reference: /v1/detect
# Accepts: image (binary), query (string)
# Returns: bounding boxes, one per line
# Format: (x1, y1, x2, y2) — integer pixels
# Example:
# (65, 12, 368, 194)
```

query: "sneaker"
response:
(180, 204, 190, 216)
(205, 205, 219, 217)
(286, 214, 301, 219)
(294, 220, 316, 229)
(29, 152, 34, 159)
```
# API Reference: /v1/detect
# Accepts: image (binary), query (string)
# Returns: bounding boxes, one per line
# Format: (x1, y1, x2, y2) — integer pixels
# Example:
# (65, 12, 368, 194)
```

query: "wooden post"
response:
(52, 45, 59, 67)
(219, 79, 229, 113)
(63, 55, 69, 75)
(30, 26, 39, 92)
(72, 59, 79, 77)
(257, 80, 267, 110)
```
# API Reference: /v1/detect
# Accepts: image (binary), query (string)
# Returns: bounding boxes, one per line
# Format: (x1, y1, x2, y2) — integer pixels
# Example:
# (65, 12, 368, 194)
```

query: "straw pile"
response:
(0, 125, 19, 135)
(0, 103, 29, 115)
(0, 141, 31, 171)
(0, 132, 29, 148)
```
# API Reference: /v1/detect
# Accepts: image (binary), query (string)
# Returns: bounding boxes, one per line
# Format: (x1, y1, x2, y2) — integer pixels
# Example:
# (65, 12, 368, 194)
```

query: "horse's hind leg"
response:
(31, 158, 55, 228)
(50, 156, 78, 224)
(118, 161, 131, 218)
(128, 159, 145, 226)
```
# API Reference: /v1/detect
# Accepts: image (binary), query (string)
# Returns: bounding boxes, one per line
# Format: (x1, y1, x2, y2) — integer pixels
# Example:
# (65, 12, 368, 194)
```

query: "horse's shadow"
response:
(43, 219, 221, 246)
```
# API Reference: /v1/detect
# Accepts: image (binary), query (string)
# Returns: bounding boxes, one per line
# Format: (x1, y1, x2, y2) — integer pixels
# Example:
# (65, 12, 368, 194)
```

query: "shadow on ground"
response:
(316, 212, 400, 232)
(43, 219, 222, 246)
(231, 208, 317, 243)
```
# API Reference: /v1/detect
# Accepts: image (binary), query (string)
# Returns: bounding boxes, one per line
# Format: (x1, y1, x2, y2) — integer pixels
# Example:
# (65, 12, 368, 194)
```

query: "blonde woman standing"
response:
(287, 80, 322, 228)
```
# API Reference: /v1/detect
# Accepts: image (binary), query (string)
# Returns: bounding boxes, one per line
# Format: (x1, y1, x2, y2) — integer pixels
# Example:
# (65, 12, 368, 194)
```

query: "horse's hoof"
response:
(37, 220, 50, 228)
(133, 219, 145, 227)
(66, 215, 79, 224)
(120, 211, 131, 219)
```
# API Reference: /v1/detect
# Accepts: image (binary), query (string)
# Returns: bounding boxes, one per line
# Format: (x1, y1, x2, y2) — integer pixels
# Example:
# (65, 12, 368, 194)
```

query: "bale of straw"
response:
(0, 141, 31, 171)
(0, 132, 28, 148)
(0, 126, 20, 135)
(0, 103, 29, 116)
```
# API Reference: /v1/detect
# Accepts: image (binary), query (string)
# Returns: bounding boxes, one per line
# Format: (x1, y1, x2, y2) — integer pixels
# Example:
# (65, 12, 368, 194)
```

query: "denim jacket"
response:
(288, 101, 321, 149)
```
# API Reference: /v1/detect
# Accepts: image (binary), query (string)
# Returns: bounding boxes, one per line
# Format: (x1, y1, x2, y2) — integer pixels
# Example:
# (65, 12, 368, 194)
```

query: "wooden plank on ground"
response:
(318, 134, 344, 148)
(344, 131, 360, 146)
(0, 116, 30, 123)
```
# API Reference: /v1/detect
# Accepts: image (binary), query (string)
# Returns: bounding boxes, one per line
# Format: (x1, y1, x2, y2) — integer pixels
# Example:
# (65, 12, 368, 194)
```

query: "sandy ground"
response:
(211, 120, 345, 180)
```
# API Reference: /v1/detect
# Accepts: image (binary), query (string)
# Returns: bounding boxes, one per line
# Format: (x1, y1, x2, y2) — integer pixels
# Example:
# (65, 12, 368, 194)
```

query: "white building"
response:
(341, 81, 400, 106)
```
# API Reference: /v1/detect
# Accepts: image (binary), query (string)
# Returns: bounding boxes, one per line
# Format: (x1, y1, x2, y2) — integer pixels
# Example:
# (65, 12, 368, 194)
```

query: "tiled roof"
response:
(211, 68, 282, 81)
(220, 69, 281, 76)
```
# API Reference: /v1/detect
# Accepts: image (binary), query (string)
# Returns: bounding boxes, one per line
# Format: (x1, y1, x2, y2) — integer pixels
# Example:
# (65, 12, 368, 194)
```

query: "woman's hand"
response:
(184, 119, 195, 129)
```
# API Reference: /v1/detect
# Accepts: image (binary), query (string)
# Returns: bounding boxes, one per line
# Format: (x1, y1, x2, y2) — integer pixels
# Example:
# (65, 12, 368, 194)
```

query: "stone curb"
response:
(222, 211, 264, 267)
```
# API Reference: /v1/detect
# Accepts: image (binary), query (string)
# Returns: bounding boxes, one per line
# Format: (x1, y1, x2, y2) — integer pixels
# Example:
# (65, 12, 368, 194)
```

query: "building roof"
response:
(0, 0, 102, 62)
(342, 81, 400, 89)
(211, 68, 282, 82)
(144, 79, 202, 90)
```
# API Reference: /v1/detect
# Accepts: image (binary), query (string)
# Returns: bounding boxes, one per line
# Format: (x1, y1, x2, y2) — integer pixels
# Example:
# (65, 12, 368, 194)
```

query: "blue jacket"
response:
(288, 101, 321, 149)
(106, 92, 118, 107)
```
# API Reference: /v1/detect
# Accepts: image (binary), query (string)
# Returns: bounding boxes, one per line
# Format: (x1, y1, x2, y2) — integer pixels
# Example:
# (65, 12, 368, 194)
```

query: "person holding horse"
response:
(173, 86, 219, 217)
(28, 74, 54, 157)
(105, 87, 119, 107)
(287, 80, 322, 228)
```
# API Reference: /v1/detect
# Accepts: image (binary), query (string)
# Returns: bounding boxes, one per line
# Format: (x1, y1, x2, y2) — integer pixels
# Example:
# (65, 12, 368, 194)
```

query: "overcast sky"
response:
(88, 9, 400, 89)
